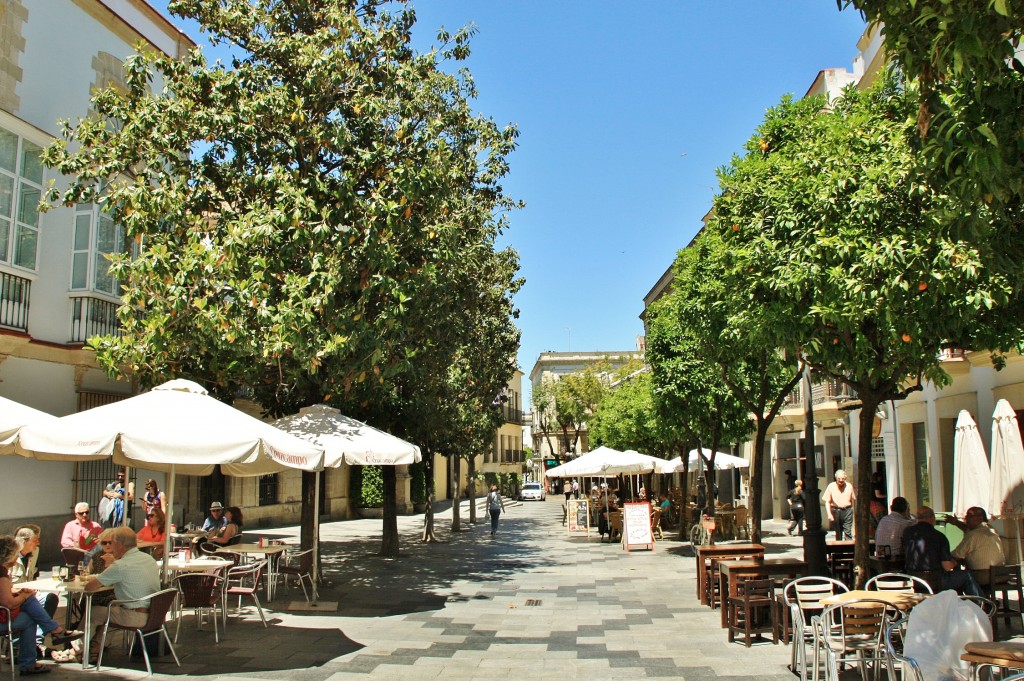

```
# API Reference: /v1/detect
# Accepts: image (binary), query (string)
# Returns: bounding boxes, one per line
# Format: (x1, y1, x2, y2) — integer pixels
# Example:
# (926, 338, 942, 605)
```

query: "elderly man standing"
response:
(83, 527, 160, 659)
(822, 469, 856, 540)
(903, 506, 983, 596)
(947, 506, 1005, 589)
(874, 497, 915, 559)
(61, 503, 103, 552)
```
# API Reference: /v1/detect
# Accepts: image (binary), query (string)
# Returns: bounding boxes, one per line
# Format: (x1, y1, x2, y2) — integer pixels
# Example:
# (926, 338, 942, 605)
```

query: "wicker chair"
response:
(173, 573, 223, 643)
(96, 588, 180, 676)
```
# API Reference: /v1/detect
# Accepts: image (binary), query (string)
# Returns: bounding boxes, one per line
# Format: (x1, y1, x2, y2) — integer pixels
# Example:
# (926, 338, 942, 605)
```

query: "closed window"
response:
(258, 474, 278, 506)
(0, 127, 42, 270)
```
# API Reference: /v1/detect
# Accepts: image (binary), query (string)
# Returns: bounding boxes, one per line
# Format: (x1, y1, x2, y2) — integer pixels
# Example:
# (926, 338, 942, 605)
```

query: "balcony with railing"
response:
(502, 449, 526, 464)
(70, 294, 123, 343)
(0, 271, 31, 332)
(502, 405, 524, 425)
(781, 378, 858, 409)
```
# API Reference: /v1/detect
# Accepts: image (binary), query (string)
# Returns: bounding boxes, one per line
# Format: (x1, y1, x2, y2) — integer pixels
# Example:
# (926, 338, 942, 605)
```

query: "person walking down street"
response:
(787, 480, 806, 536)
(487, 485, 505, 536)
(822, 469, 856, 540)
(563, 480, 572, 503)
(571, 479, 579, 499)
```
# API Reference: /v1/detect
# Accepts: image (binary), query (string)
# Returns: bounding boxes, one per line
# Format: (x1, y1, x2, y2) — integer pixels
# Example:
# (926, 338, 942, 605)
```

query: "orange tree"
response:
(713, 75, 1023, 584)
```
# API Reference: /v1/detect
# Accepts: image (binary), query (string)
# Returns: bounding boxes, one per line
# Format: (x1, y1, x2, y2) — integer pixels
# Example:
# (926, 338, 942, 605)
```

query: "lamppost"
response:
(800, 358, 827, 576)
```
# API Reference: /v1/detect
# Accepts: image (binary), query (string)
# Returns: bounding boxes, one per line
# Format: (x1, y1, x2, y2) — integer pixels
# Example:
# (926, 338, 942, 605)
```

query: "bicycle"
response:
(689, 514, 716, 546)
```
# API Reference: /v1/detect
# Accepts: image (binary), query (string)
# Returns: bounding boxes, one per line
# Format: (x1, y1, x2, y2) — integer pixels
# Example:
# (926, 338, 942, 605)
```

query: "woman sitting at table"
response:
(136, 507, 166, 558)
(0, 535, 82, 674)
(207, 506, 243, 545)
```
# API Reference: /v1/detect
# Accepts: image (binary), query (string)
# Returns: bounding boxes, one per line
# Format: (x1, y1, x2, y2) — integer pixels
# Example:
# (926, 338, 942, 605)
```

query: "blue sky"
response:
(152, 1, 867, 404)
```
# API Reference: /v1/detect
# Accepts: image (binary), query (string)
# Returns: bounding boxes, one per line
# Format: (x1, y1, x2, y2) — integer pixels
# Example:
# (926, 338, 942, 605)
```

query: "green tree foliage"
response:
(714, 76, 1021, 583)
(552, 364, 609, 455)
(646, 296, 752, 527)
(588, 370, 661, 455)
(656, 230, 802, 542)
(43, 0, 519, 412)
(843, 1, 1024, 214)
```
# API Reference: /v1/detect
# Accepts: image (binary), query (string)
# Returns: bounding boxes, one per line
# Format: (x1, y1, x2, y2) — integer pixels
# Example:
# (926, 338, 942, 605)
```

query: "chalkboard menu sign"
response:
(622, 502, 654, 552)
(567, 499, 590, 536)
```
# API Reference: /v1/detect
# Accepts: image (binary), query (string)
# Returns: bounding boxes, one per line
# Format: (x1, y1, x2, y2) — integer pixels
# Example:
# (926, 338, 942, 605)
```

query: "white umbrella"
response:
(664, 449, 749, 472)
(17, 379, 325, 571)
(271, 404, 422, 599)
(952, 410, 991, 517)
(544, 446, 664, 477)
(990, 399, 1024, 565)
(0, 395, 56, 454)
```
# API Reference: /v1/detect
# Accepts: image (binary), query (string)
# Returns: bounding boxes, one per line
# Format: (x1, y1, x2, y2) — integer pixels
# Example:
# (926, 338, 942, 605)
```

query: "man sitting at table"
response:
(946, 506, 1004, 590)
(61, 502, 103, 553)
(84, 527, 160, 659)
(874, 496, 914, 559)
(201, 501, 227, 533)
(903, 506, 983, 596)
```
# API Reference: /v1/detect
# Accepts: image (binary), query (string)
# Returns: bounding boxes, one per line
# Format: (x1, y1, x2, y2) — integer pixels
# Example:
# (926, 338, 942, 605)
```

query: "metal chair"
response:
(223, 560, 268, 627)
(865, 572, 934, 594)
(989, 564, 1024, 637)
(96, 588, 181, 676)
(883, 618, 923, 681)
(173, 573, 223, 643)
(960, 594, 998, 622)
(278, 548, 315, 602)
(0, 605, 16, 680)
(783, 576, 849, 681)
(815, 599, 895, 681)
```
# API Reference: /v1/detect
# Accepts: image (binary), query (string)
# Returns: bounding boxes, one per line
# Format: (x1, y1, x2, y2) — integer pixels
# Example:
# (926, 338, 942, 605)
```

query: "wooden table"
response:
(960, 641, 1024, 681)
(820, 589, 925, 612)
(695, 543, 765, 605)
(718, 558, 808, 628)
(17, 577, 113, 670)
(216, 543, 288, 600)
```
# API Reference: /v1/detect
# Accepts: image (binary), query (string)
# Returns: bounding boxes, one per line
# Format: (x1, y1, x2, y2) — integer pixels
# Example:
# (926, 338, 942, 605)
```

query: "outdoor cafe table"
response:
(163, 556, 232, 575)
(215, 543, 288, 600)
(820, 589, 926, 612)
(16, 576, 113, 670)
(718, 558, 808, 628)
(960, 641, 1024, 681)
(695, 543, 765, 605)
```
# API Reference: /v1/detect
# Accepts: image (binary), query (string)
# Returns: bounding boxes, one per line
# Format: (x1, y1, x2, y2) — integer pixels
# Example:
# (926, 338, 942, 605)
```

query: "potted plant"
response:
(351, 465, 385, 518)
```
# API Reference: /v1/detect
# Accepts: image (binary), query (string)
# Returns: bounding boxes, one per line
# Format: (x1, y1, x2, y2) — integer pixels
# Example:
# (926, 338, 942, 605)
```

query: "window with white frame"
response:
(0, 126, 43, 270)
(71, 201, 132, 295)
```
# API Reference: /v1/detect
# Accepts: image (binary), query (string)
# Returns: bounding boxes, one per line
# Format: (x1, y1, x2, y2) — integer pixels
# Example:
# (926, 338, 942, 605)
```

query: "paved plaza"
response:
(40, 497, 804, 680)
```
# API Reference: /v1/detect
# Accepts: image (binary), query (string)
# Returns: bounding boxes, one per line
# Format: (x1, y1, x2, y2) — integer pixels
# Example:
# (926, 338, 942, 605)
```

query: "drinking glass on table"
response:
(51, 566, 60, 582)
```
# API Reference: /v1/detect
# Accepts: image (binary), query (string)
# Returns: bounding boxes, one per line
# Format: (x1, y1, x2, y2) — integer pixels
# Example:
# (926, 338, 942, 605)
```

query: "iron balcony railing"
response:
(502, 449, 526, 464)
(782, 378, 858, 409)
(70, 294, 123, 343)
(502, 405, 524, 424)
(0, 270, 31, 331)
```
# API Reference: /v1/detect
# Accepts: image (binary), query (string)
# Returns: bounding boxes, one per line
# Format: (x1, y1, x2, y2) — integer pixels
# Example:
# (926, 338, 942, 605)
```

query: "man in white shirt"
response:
(948, 506, 1005, 588)
(822, 469, 857, 540)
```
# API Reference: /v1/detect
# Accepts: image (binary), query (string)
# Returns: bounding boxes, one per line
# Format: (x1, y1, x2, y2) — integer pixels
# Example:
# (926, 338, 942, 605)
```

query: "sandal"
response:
(19, 665, 52, 675)
(44, 630, 84, 648)
(49, 648, 78, 663)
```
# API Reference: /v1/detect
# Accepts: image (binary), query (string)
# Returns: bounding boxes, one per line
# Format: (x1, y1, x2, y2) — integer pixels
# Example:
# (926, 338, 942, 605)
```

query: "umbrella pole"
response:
(312, 470, 320, 602)
(160, 466, 175, 583)
(123, 465, 132, 528)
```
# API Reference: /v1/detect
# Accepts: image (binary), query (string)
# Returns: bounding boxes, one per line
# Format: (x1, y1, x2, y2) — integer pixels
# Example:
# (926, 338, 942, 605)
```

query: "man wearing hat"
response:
(201, 502, 227, 533)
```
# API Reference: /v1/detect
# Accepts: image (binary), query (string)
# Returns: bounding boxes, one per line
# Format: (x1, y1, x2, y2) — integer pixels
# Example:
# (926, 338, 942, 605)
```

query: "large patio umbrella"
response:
(270, 404, 422, 598)
(952, 410, 991, 517)
(0, 395, 55, 454)
(990, 399, 1024, 565)
(16, 379, 325, 571)
(544, 446, 669, 478)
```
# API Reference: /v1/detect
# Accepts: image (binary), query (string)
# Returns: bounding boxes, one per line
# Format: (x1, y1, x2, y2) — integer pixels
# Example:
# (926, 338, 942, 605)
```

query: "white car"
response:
(519, 482, 546, 501)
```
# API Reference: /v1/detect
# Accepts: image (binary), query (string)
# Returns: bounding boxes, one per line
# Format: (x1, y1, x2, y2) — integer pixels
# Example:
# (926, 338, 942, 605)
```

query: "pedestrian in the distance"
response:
(563, 480, 572, 503)
(487, 485, 505, 536)
(571, 479, 579, 499)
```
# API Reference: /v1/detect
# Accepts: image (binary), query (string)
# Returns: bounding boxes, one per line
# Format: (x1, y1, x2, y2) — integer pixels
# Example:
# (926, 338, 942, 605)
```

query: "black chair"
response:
(97, 588, 180, 676)
(173, 573, 223, 643)
(989, 564, 1024, 637)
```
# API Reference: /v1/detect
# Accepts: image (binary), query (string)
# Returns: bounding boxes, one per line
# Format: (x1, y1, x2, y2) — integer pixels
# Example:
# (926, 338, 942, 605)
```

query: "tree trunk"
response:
(854, 395, 883, 589)
(421, 448, 438, 542)
(467, 454, 477, 524)
(300, 470, 319, 580)
(749, 417, 769, 544)
(451, 454, 461, 532)
(380, 465, 399, 557)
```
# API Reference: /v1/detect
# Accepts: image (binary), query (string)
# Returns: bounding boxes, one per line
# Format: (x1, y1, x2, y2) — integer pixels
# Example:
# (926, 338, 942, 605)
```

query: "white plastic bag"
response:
(903, 589, 992, 681)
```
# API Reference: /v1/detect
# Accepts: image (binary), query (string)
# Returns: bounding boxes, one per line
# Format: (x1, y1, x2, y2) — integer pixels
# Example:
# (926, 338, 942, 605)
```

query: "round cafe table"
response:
(163, 556, 231, 574)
